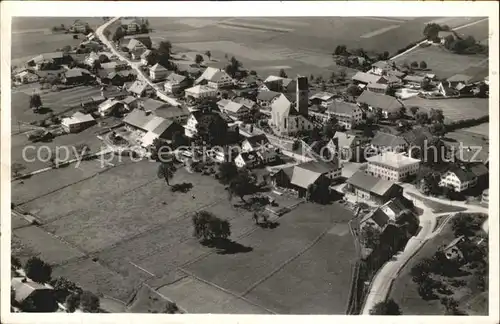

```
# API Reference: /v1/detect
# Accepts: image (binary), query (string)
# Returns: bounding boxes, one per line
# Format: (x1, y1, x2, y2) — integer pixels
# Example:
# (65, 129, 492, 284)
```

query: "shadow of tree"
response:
(203, 239, 253, 255)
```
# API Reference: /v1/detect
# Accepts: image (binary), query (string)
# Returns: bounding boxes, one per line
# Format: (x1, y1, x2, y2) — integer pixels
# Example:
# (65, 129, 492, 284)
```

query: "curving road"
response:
(95, 17, 181, 107)
(361, 185, 488, 314)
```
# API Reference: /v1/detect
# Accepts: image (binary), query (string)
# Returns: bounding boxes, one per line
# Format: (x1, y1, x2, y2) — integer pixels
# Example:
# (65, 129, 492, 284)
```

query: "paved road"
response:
(95, 17, 181, 107)
(361, 184, 488, 314)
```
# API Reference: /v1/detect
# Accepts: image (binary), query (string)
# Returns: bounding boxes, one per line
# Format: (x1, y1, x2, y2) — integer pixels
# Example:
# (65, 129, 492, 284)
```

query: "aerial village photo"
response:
(7, 14, 491, 316)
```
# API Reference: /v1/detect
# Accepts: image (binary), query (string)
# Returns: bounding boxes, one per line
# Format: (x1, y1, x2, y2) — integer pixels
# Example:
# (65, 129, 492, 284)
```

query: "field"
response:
(12, 158, 357, 313)
(393, 45, 488, 80)
(459, 123, 489, 138)
(142, 17, 484, 78)
(441, 129, 490, 163)
(402, 96, 489, 124)
(390, 217, 488, 315)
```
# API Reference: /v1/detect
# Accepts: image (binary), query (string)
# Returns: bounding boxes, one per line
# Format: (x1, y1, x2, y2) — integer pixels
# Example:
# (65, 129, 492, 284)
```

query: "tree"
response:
(11, 256, 22, 269)
(346, 84, 362, 98)
(164, 302, 179, 314)
(339, 69, 347, 80)
(399, 106, 407, 118)
(421, 77, 432, 91)
(429, 122, 446, 137)
(410, 61, 419, 69)
(195, 54, 204, 65)
(309, 74, 314, 82)
(228, 170, 257, 202)
(112, 26, 125, 42)
(429, 108, 445, 124)
(370, 299, 402, 315)
(80, 291, 100, 313)
(441, 297, 463, 315)
(11, 162, 26, 178)
(320, 82, 326, 91)
(382, 51, 390, 60)
(205, 50, 211, 61)
(158, 41, 172, 55)
(98, 54, 110, 63)
(157, 162, 176, 186)
(451, 213, 485, 237)
(50, 277, 82, 303)
(329, 71, 336, 83)
(217, 162, 238, 185)
(333, 44, 348, 56)
(65, 293, 80, 313)
(409, 106, 419, 117)
(279, 69, 288, 78)
(361, 223, 381, 249)
(24, 257, 52, 283)
(419, 61, 427, 69)
(30, 93, 43, 112)
(415, 111, 430, 125)
(225, 56, 242, 78)
(423, 23, 441, 41)
(192, 211, 231, 243)
(62, 45, 72, 53)
(195, 113, 228, 145)
(323, 117, 339, 139)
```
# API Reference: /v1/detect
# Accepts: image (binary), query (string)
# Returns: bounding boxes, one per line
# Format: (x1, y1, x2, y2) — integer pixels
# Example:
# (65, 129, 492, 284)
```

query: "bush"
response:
(24, 257, 52, 283)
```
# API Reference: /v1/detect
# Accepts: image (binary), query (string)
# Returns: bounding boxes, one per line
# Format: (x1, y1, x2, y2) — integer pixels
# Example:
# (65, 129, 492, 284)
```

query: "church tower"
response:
(295, 76, 309, 117)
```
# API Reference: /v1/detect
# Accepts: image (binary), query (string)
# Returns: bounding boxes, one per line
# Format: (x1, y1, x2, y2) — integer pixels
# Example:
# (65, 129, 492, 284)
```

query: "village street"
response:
(361, 184, 488, 314)
(94, 17, 180, 106)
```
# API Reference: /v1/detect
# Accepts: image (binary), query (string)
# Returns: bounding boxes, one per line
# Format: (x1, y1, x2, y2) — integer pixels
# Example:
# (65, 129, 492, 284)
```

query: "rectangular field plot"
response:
(402, 97, 489, 123)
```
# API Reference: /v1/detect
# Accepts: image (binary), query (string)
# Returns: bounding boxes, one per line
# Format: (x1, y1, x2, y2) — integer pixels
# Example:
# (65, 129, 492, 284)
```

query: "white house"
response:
(164, 73, 189, 94)
(140, 50, 152, 66)
(356, 90, 404, 119)
(195, 67, 234, 89)
(366, 151, 420, 182)
(219, 101, 251, 120)
(61, 112, 96, 133)
(242, 134, 279, 164)
(14, 71, 39, 84)
(235, 151, 261, 169)
(325, 101, 363, 130)
(438, 166, 483, 192)
(98, 99, 123, 116)
(149, 63, 169, 82)
(185, 85, 217, 100)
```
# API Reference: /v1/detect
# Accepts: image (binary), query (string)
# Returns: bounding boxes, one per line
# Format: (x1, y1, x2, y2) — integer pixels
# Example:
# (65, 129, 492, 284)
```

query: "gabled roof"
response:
(333, 132, 362, 148)
(223, 101, 248, 114)
(352, 72, 385, 84)
(403, 75, 425, 83)
(346, 170, 400, 197)
(446, 167, 477, 182)
(127, 38, 147, 51)
(256, 90, 281, 102)
(11, 277, 53, 304)
(357, 91, 403, 112)
(469, 163, 489, 178)
(62, 112, 95, 126)
(367, 151, 420, 169)
(271, 94, 293, 117)
(371, 132, 407, 148)
(28, 52, 64, 64)
(127, 80, 149, 95)
(447, 74, 473, 83)
(327, 101, 359, 116)
(98, 99, 122, 112)
(123, 109, 154, 130)
(140, 49, 152, 59)
(238, 151, 261, 164)
(154, 105, 190, 120)
(372, 60, 393, 70)
(195, 67, 230, 84)
(310, 91, 335, 101)
(122, 96, 139, 105)
(361, 207, 391, 228)
(402, 127, 433, 146)
(385, 74, 403, 84)
(166, 72, 187, 83)
(185, 85, 216, 94)
(150, 63, 168, 73)
(367, 83, 389, 91)
(297, 160, 339, 174)
(65, 68, 90, 78)
(233, 97, 256, 109)
(244, 134, 270, 149)
(142, 98, 169, 112)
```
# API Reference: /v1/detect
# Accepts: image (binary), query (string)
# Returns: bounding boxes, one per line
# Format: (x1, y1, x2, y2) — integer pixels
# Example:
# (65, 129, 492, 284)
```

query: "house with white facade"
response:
(324, 101, 363, 130)
(61, 112, 96, 133)
(184, 85, 218, 101)
(241, 134, 279, 164)
(366, 151, 420, 182)
(356, 90, 404, 119)
(149, 63, 169, 82)
(195, 67, 234, 89)
(219, 101, 251, 120)
(235, 151, 261, 169)
(164, 73, 189, 94)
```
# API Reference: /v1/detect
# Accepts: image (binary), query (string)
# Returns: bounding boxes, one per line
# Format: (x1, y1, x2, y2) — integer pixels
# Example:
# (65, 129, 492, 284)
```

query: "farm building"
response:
(439, 164, 488, 192)
(437, 81, 459, 97)
(140, 50, 152, 65)
(62, 68, 93, 85)
(26, 52, 72, 70)
(14, 70, 39, 84)
(69, 19, 89, 33)
(403, 75, 425, 87)
(98, 99, 124, 117)
(356, 90, 404, 119)
(219, 101, 251, 120)
(152, 103, 190, 123)
(242, 134, 279, 164)
(61, 112, 96, 133)
(100, 70, 135, 86)
(195, 67, 234, 89)
(101, 61, 129, 71)
(352, 72, 387, 85)
(127, 80, 152, 97)
(359, 196, 414, 231)
(438, 31, 457, 45)
(233, 97, 257, 110)
(370, 132, 408, 153)
(367, 83, 389, 94)
(345, 170, 403, 204)
(327, 132, 364, 162)
(11, 277, 57, 312)
(370, 60, 398, 76)
(120, 18, 142, 34)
